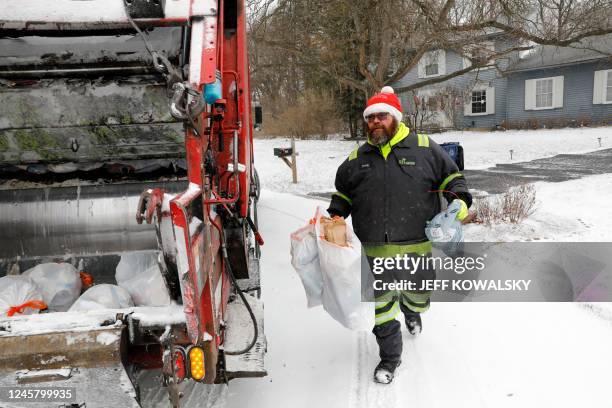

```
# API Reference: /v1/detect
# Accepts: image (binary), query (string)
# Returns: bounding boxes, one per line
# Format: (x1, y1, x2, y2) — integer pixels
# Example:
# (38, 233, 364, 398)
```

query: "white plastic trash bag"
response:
(425, 199, 464, 254)
(23, 263, 82, 312)
(115, 252, 171, 306)
(290, 221, 323, 308)
(0, 275, 45, 317)
(69, 284, 134, 311)
(314, 207, 374, 331)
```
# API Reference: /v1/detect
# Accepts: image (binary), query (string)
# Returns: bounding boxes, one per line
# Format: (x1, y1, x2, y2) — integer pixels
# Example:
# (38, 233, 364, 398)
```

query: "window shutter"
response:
(593, 70, 605, 104)
(553, 76, 564, 108)
(486, 87, 495, 115)
(418, 56, 425, 79)
(525, 79, 535, 110)
(438, 50, 446, 75)
(464, 93, 472, 116)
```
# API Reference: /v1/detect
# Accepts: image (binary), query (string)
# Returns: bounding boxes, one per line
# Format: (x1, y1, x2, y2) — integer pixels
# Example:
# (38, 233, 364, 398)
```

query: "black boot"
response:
(372, 320, 402, 363)
(372, 319, 402, 384)
(374, 359, 402, 384)
(400, 303, 422, 335)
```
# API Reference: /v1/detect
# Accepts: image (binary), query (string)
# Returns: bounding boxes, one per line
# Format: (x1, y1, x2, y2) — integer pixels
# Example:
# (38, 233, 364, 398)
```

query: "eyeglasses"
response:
(365, 112, 390, 122)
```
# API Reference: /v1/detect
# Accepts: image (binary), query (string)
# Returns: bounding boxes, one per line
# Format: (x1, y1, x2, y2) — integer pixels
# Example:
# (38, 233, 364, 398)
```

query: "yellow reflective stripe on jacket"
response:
(348, 147, 359, 161)
(332, 191, 352, 205)
(363, 241, 432, 257)
(417, 133, 430, 147)
(439, 172, 463, 190)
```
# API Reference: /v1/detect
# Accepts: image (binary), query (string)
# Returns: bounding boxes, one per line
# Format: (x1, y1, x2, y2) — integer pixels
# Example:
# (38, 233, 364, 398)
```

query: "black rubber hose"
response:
(221, 231, 259, 355)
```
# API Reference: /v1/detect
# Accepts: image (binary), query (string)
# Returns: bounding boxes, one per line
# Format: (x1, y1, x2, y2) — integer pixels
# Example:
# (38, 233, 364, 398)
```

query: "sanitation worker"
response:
(327, 86, 472, 384)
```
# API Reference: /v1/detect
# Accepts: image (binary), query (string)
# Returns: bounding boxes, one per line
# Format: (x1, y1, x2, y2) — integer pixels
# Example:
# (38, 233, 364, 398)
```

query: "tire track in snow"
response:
(349, 331, 366, 408)
(397, 332, 437, 408)
(350, 331, 398, 408)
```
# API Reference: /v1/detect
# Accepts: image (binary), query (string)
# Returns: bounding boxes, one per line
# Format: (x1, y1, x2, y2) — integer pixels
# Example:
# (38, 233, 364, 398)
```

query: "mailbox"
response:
(274, 147, 293, 158)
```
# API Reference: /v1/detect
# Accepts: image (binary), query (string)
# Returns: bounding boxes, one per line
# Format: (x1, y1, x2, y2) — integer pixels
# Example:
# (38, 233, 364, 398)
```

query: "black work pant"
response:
(373, 302, 421, 364)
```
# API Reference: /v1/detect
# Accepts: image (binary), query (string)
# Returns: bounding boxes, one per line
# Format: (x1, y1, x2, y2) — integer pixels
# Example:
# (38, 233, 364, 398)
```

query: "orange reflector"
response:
(188, 346, 205, 381)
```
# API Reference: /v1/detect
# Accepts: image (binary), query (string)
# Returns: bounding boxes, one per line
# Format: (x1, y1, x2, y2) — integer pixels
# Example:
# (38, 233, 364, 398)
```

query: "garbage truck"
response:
(0, 0, 265, 406)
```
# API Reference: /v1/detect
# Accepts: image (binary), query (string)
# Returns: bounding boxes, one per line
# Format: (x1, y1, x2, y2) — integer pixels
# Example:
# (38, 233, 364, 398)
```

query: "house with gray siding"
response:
(504, 38, 612, 128)
(393, 34, 612, 130)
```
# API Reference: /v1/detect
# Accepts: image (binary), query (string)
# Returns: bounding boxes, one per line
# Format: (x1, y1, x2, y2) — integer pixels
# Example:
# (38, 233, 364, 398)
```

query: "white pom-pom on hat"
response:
(380, 86, 395, 94)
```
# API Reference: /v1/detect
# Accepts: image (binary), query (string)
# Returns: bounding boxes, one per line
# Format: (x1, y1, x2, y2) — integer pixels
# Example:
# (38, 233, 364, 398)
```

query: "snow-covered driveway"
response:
(225, 190, 612, 408)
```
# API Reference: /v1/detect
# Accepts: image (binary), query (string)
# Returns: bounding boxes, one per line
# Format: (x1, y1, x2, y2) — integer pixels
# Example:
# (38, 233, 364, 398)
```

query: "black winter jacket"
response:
(328, 123, 471, 245)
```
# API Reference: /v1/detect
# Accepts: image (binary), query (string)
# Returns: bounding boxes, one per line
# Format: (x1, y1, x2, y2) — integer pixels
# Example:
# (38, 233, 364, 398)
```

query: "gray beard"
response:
(368, 123, 397, 145)
(370, 131, 391, 145)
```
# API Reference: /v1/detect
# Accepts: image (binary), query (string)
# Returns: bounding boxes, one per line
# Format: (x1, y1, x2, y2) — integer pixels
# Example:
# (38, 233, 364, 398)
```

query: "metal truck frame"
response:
(0, 1, 265, 406)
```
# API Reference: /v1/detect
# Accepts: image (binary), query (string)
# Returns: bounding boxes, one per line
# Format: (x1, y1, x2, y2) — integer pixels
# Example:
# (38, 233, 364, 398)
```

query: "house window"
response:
(419, 50, 445, 78)
(525, 76, 563, 110)
(535, 78, 553, 108)
(425, 60, 439, 76)
(607, 71, 612, 102)
(465, 86, 495, 116)
(471, 90, 487, 113)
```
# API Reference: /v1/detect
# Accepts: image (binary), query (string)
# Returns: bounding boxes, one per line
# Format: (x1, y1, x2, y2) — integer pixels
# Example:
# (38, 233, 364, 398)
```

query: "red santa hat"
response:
(363, 86, 403, 123)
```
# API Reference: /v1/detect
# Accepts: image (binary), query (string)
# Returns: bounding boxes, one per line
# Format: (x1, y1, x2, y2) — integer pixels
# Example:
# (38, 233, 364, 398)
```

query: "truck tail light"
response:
(174, 348, 187, 382)
(188, 346, 205, 381)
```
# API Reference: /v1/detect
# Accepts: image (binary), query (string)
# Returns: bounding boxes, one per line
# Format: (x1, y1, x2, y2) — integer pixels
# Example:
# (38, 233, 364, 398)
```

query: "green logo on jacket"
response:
(398, 158, 415, 166)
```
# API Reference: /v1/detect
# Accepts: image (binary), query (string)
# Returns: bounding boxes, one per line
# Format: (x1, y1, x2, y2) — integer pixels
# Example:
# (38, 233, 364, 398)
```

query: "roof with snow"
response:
(507, 34, 612, 72)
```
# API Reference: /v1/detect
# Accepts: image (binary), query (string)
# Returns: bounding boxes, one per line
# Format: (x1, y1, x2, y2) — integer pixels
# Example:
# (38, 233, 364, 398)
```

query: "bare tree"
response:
(249, 0, 612, 136)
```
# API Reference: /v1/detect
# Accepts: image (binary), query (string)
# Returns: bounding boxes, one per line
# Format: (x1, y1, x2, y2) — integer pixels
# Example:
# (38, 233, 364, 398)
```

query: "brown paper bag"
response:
(319, 217, 348, 247)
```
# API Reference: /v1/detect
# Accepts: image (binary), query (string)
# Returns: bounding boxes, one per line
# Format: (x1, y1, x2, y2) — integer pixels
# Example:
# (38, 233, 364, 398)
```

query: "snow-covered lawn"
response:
(254, 126, 610, 195)
(430, 127, 610, 169)
(465, 173, 612, 242)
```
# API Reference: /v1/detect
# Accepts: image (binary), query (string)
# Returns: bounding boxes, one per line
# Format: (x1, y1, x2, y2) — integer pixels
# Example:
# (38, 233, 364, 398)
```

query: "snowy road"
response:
(224, 190, 612, 408)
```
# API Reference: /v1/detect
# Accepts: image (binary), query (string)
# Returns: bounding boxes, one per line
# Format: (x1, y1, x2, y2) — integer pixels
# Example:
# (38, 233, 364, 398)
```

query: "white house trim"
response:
(593, 69, 612, 104)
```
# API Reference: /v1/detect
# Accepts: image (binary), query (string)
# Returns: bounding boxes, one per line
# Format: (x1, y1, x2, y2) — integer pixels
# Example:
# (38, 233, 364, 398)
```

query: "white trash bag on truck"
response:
(315, 207, 374, 331)
(115, 252, 171, 306)
(69, 284, 134, 311)
(23, 262, 81, 312)
(290, 215, 323, 308)
(0, 275, 46, 317)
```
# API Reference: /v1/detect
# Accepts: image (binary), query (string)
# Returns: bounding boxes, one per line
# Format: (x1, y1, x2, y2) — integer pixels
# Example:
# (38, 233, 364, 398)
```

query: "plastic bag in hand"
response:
(425, 200, 464, 254)
(290, 218, 323, 308)
(23, 263, 81, 312)
(314, 207, 374, 331)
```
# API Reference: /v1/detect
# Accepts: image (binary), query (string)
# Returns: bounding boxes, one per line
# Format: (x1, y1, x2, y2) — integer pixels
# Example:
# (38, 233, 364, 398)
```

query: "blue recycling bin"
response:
(440, 142, 464, 171)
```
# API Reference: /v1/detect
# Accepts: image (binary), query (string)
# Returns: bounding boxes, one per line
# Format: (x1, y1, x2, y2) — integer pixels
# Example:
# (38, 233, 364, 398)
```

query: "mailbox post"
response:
(274, 138, 298, 183)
